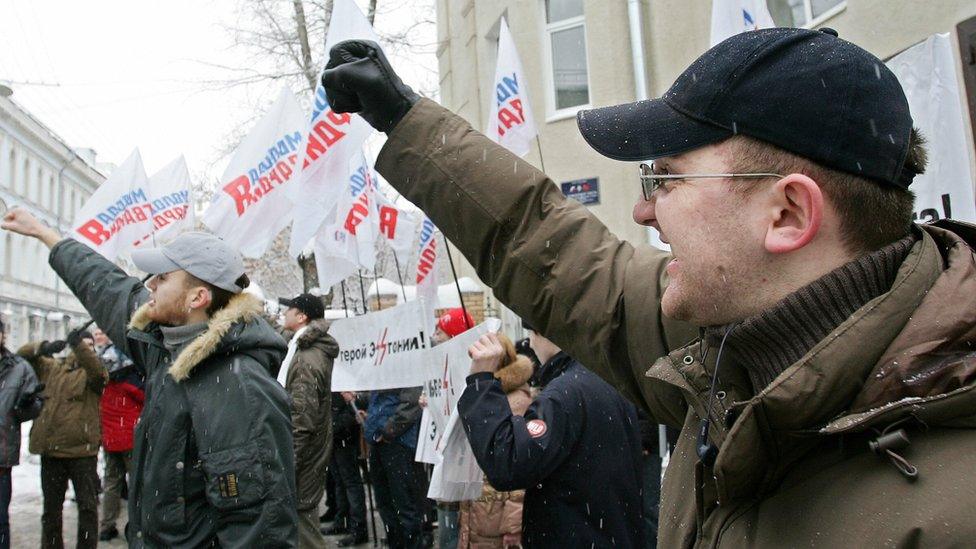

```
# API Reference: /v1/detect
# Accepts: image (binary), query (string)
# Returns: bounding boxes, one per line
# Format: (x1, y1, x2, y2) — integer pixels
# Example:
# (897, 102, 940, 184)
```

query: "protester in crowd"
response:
(324, 391, 368, 546)
(20, 329, 106, 549)
(456, 332, 532, 549)
(0, 318, 44, 549)
(93, 327, 144, 542)
(322, 28, 976, 545)
(360, 382, 424, 548)
(0, 216, 298, 547)
(426, 307, 474, 549)
(278, 293, 338, 549)
(461, 326, 642, 546)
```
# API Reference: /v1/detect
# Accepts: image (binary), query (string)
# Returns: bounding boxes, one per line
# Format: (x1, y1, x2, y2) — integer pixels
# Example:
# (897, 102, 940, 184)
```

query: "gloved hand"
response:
(321, 40, 420, 134)
(66, 328, 85, 349)
(37, 340, 67, 357)
(15, 383, 44, 409)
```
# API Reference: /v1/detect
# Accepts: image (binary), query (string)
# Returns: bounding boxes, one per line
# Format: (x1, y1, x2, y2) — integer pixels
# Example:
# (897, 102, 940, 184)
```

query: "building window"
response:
(767, 0, 845, 28)
(543, 0, 590, 116)
(5, 149, 13, 189)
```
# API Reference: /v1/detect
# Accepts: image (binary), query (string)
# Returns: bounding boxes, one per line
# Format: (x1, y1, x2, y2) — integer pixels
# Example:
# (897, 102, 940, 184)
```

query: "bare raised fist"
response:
(468, 332, 506, 375)
(1, 208, 61, 247)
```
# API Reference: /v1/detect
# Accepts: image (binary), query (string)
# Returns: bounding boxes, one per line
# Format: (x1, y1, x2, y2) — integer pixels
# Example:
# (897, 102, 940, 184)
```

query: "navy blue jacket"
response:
(363, 387, 422, 449)
(459, 352, 644, 547)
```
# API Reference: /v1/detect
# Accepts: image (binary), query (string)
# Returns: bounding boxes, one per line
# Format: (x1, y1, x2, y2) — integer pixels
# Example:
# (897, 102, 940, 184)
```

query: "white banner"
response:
(415, 321, 494, 464)
(709, 0, 775, 47)
(330, 300, 432, 391)
(202, 87, 306, 258)
(71, 149, 152, 261)
(486, 18, 537, 158)
(147, 155, 195, 242)
(288, 0, 381, 256)
(888, 33, 976, 223)
(376, 191, 418, 257)
(313, 152, 380, 290)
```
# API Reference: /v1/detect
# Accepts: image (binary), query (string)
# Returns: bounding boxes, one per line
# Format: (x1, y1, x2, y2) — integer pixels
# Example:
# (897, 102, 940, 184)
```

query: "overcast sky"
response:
(0, 0, 437, 185)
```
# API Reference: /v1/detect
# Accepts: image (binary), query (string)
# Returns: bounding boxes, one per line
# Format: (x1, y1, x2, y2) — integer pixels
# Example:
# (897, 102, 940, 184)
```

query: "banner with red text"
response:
(288, 0, 381, 256)
(416, 320, 494, 464)
(330, 299, 433, 391)
(313, 151, 380, 290)
(71, 148, 152, 261)
(202, 87, 306, 258)
(486, 17, 537, 158)
(415, 217, 439, 311)
(375, 191, 419, 257)
(147, 155, 195, 242)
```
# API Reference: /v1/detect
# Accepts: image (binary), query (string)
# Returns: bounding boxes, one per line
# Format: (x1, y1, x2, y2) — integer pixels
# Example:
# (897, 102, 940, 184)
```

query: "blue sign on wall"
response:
(561, 177, 600, 205)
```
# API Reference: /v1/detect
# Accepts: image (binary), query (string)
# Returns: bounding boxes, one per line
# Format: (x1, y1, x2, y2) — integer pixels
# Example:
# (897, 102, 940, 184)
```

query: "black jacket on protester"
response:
(332, 393, 360, 447)
(48, 239, 297, 548)
(458, 352, 644, 547)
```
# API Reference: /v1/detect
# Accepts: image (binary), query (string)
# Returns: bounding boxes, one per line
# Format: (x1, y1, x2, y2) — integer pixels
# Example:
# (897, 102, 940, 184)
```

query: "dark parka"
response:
(48, 238, 298, 548)
(374, 99, 976, 547)
(0, 350, 43, 467)
(284, 319, 338, 512)
(21, 341, 106, 458)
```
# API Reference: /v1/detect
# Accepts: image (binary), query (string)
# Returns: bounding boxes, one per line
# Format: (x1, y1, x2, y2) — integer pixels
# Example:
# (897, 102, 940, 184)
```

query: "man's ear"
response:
(188, 286, 213, 312)
(763, 174, 823, 254)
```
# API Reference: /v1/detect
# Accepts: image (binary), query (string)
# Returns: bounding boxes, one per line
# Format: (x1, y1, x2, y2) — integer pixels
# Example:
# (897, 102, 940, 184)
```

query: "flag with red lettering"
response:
(147, 156, 195, 242)
(313, 152, 380, 290)
(415, 216, 439, 310)
(202, 87, 306, 258)
(71, 148, 153, 261)
(375, 191, 419, 257)
(487, 17, 537, 158)
(288, 0, 381, 257)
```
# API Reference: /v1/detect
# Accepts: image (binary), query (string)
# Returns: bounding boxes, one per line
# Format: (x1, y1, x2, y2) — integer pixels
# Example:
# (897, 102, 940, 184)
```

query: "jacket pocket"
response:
(200, 441, 269, 512)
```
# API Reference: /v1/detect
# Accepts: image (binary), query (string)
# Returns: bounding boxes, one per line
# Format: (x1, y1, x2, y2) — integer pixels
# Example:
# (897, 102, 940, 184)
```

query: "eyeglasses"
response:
(638, 163, 784, 201)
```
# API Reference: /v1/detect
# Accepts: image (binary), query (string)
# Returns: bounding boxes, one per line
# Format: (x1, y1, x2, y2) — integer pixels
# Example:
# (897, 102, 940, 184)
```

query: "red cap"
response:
(437, 308, 474, 338)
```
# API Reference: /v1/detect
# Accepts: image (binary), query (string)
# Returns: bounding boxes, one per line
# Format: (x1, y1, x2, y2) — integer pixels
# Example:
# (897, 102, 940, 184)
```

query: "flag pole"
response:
(357, 270, 370, 314)
(340, 281, 351, 317)
(391, 250, 409, 302)
(372, 270, 384, 311)
(535, 135, 547, 173)
(442, 234, 472, 329)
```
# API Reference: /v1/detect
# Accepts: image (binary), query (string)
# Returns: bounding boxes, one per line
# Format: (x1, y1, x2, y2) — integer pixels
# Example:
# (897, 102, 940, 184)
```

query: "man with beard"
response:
(1, 213, 297, 548)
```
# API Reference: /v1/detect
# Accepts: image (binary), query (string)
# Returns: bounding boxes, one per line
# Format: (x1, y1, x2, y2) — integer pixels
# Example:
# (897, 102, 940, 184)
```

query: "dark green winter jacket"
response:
(49, 238, 297, 548)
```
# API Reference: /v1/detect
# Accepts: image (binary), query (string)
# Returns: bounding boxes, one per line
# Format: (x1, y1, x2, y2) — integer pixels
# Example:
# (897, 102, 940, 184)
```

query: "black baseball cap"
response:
(577, 28, 917, 188)
(279, 293, 325, 320)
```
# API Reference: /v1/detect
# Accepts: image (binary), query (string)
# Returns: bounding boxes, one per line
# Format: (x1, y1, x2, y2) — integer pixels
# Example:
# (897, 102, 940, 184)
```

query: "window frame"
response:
(540, 1, 592, 122)
(802, 0, 846, 28)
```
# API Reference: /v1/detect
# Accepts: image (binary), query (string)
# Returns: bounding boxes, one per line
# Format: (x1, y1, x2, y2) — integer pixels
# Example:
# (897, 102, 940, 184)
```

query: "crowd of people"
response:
(0, 24, 973, 549)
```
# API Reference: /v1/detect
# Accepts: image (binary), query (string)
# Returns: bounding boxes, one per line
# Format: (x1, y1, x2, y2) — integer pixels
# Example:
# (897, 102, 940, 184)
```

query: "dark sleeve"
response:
(187, 357, 298, 548)
(458, 372, 582, 491)
(12, 360, 43, 422)
(48, 239, 149, 358)
(74, 344, 108, 395)
(288, 356, 332, 479)
(382, 386, 422, 441)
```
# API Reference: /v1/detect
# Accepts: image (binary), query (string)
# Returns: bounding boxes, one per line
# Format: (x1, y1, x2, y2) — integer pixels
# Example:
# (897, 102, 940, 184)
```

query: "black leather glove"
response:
(66, 328, 85, 348)
(37, 340, 67, 357)
(322, 40, 420, 134)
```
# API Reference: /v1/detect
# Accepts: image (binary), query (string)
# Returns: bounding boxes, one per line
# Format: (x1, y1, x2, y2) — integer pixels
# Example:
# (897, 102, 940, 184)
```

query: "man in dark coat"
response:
(278, 293, 339, 548)
(326, 392, 368, 546)
(462, 328, 643, 547)
(0, 214, 297, 548)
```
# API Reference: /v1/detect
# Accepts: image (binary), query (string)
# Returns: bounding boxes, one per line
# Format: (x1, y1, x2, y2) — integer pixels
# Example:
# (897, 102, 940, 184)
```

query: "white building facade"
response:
(0, 94, 104, 349)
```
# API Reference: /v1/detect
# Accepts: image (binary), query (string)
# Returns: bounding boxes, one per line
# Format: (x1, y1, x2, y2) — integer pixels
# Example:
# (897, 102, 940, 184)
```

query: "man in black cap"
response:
(318, 27, 976, 546)
(277, 293, 339, 548)
(1, 211, 298, 547)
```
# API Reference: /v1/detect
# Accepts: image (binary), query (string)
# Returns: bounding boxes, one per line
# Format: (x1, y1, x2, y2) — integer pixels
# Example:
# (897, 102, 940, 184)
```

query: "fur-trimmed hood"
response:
(494, 355, 534, 393)
(296, 319, 339, 358)
(129, 293, 287, 382)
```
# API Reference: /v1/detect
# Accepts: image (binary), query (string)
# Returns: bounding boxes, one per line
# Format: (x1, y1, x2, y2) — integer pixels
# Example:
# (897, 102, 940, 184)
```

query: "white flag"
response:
(202, 87, 306, 258)
(415, 217, 439, 311)
(71, 149, 152, 261)
(710, 0, 775, 47)
(486, 18, 537, 158)
(148, 156, 195, 242)
(288, 0, 382, 257)
(313, 152, 380, 290)
(375, 191, 419, 257)
(888, 33, 976, 223)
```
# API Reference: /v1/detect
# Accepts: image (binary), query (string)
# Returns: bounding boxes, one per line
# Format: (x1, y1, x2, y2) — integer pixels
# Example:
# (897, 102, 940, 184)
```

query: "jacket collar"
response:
(538, 352, 574, 387)
(128, 293, 265, 382)
(648, 222, 976, 502)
